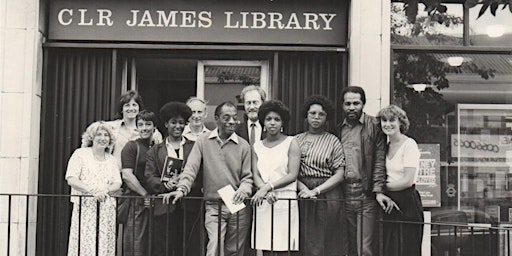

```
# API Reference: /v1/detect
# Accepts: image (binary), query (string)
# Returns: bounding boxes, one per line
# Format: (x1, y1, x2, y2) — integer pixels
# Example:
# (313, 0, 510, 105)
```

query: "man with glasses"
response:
(163, 101, 253, 256)
(339, 86, 387, 256)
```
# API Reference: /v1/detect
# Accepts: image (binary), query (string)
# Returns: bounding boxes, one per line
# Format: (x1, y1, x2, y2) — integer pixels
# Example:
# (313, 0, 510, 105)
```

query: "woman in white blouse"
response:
(65, 121, 122, 256)
(376, 105, 423, 256)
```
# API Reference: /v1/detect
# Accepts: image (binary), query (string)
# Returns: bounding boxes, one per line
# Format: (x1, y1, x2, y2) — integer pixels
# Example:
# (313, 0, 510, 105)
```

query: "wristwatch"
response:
(176, 187, 185, 195)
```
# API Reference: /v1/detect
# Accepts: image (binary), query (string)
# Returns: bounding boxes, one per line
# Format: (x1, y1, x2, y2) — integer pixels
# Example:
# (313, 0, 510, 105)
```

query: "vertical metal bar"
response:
(378, 214, 383, 256)
(148, 198, 154, 256)
(182, 199, 187, 256)
(25, 195, 29, 256)
(471, 226, 475, 256)
(453, 226, 458, 254)
(78, 196, 82, 256)
(236, 209, 240, 255)
(436, 225, 441, 256)
(200, 200, 205, 256)
(7, 195, 11, 256)
(96, 200, 100, 256)
(270, 203, 274, 253)
(217, 201, 222, 256)
(253, 203, 257, 252)
(288, 199, 291, 255)
(399, 221, 403, 256)
(507, 229, 510, 256)
(359, 199, 363, 255)
(166, 202, 170, 256)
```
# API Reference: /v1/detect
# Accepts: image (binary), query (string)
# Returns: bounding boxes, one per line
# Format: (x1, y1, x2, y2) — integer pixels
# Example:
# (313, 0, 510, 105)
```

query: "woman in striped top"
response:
(295, 95, 348, 256)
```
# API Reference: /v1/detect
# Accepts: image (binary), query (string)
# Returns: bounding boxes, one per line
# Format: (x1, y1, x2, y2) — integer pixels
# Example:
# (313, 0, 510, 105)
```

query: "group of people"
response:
(65, 85, 424, 256)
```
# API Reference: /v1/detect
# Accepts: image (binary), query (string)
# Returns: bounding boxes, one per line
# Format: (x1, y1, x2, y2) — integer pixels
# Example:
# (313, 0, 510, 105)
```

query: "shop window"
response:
(391, 2, 463, 45)
(197, 60, 269, 129)
(391, 1, 512, 223)
(469, 7, 512, 46)
(392, 50, 512, 219)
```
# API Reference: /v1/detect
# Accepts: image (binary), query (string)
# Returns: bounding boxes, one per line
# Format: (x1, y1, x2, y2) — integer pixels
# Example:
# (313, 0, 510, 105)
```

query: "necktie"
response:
(250, 123, 256, 145)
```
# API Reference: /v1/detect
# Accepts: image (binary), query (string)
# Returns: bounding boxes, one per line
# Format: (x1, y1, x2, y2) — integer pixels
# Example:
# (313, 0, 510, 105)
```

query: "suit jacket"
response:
(144, 138, 203, 212)
(235, 120, 266, 143)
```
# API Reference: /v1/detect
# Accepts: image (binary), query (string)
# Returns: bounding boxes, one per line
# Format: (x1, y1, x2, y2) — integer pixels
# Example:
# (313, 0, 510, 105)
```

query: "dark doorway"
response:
(137, 58, 197, 130)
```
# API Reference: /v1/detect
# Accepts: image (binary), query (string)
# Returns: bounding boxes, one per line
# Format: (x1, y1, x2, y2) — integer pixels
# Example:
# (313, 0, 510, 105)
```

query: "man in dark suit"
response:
(236, 85, 267, 144)
(235, 85, 267, 256)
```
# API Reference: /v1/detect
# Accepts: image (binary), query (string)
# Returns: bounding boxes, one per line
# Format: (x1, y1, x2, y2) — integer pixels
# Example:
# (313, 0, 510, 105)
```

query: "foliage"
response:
(391, 4, 463, 44)
(402, 0, 512, 24)
(216, 71, 259, 85)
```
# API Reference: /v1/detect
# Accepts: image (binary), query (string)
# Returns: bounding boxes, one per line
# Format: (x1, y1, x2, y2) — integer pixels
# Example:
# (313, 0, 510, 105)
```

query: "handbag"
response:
(117, 142, 140, 224)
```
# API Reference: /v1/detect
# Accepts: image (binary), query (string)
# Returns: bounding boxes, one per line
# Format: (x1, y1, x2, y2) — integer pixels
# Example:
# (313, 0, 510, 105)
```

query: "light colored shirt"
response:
(386, 137, 421, 184)
(165, 136, 188, 159)
(183, 124, 210, 141)
(247, 120, 262, 143)
(177, 128, 253, 200)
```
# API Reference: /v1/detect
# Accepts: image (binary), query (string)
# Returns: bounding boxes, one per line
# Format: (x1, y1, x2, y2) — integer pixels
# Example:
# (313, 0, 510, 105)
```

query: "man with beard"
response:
(236, 85, 267, 145)
(163, 101, 253, 256)
(339, 86, 387, 256)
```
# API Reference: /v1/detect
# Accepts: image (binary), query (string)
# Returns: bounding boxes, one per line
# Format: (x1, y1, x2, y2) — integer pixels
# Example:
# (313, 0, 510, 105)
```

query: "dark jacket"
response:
(236, 119, 267, 143)
(144, 138, 203, 211)
(339, 113, 387, 194)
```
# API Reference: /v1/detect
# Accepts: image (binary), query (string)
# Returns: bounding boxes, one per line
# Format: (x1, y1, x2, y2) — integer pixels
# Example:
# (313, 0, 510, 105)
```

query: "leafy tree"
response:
(401, 0, 512, 24)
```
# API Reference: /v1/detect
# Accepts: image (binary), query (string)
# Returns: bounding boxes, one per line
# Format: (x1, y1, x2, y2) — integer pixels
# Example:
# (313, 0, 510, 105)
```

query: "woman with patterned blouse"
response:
(295, 95, 348, 256)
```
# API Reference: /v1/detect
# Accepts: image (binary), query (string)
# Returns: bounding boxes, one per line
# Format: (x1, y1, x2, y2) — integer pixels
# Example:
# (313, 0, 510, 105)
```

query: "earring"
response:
(280, 127, 284, 133)
(263, 126, 267, 132)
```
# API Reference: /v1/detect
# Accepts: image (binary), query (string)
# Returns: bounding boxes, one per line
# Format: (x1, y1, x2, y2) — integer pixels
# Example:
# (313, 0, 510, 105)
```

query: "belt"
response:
(344, 179, 362, 185)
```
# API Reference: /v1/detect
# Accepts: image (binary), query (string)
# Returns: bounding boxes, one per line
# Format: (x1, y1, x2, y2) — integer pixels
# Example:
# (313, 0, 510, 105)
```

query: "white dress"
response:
(252, 136, 299, 251)
(65, 148, 122, 256)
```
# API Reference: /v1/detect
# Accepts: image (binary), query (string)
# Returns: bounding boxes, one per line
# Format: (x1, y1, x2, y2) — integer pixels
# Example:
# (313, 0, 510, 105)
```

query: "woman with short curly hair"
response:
(295, 95, 348, 255)
(66, 121, 122, 256)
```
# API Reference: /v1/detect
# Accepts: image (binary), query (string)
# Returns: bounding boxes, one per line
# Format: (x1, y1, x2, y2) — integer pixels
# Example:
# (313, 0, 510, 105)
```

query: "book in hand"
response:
(217, 185, 246, 214)
(161, 157, 183, 183)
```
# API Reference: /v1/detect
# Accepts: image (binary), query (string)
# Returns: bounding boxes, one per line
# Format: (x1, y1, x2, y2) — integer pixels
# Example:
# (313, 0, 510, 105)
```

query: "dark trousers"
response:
(299, 177, 348, 256)
(382, 186, 424, 256)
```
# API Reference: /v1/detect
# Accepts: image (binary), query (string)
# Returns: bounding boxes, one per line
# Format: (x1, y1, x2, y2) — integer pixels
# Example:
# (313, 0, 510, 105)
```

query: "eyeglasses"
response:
(220, 115, 238, 122)
(308, 111, 327, 118)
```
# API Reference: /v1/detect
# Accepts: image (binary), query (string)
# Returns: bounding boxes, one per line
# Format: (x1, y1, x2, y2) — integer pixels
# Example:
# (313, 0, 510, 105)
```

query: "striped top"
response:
(295, 132, 345, 178)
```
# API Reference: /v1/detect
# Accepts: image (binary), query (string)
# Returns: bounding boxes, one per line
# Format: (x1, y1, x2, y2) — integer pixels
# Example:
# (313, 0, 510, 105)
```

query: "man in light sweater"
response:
(163, 101, 253, 256)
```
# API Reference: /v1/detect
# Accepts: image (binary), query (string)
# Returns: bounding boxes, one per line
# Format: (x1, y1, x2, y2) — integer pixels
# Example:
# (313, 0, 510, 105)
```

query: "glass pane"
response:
(469, 5, 512, 46)
(392, 52, 512, 213)
(391, 2, 463, 45)
(458, 105, 512, 224)
(202, 65, 262, 128)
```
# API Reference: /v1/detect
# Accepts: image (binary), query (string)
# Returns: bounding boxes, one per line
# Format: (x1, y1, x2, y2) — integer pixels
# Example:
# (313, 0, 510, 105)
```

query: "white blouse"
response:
(386, 137, 421, 184)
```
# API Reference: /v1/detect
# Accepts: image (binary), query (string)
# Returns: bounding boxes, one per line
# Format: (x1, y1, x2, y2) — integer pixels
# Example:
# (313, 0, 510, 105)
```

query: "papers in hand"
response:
(217, 185, 246, 214)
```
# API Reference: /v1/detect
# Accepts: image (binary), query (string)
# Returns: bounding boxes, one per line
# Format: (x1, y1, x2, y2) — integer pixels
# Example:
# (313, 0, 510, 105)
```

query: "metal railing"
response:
(1, 193, 511, 256)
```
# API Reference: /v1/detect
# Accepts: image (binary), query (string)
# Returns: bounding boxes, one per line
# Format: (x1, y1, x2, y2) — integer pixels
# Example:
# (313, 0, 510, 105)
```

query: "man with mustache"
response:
(163, 101, 253, 256)
(236, 85, 267, 145)
(339, 86, 387, 256)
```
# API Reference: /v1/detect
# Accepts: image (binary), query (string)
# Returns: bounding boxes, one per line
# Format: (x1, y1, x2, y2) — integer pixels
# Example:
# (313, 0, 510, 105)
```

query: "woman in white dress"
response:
(250, 100, 301, 255)
(65, 121, 123, 256)
(375, 105, 424, 256)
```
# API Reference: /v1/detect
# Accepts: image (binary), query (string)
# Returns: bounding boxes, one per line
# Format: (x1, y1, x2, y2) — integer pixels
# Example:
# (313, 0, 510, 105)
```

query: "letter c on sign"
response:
(58, 9, 73, 25)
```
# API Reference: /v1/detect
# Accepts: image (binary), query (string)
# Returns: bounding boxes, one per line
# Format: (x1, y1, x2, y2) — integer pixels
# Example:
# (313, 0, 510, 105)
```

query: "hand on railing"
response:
(298, 188, 318, 199)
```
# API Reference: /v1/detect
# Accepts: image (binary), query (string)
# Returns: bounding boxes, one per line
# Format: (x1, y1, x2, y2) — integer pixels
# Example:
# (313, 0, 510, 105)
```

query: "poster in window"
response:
(416, 144, 441, 207)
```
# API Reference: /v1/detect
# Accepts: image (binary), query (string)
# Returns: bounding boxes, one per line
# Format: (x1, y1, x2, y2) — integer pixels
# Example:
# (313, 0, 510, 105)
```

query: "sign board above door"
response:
(48, 0, 348, 46)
